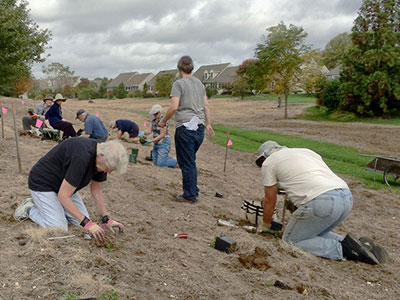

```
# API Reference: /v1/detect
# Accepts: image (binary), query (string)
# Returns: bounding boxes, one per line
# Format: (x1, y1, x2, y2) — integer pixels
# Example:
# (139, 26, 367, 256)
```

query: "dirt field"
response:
(0, 96, 399, 300)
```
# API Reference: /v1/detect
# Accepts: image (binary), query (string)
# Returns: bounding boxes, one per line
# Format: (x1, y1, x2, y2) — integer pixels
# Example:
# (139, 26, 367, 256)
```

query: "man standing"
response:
(76, 109, 108, 142)
(158, 56, 214, 203)
(21, 95, 53, 135)
(256, 140, 381, 264)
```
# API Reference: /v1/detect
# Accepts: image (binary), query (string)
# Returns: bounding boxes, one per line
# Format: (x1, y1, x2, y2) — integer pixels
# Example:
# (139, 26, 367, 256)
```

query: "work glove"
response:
(144, 139, 152, 146)
(101, 215, 124, 234)
(76, 129, 83, 136)
(138, 130, 145, 138)
(84, 221, 105, 242)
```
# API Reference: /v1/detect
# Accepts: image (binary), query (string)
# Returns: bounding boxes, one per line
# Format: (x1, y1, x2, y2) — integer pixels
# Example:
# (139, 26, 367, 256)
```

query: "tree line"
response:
(234, 0, 400, 118)
(1, 0, 399, 117)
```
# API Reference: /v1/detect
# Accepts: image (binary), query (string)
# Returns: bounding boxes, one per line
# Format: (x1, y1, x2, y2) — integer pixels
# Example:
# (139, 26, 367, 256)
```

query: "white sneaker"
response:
(33, 128, 42, 136)
(13, 197, 35, 221)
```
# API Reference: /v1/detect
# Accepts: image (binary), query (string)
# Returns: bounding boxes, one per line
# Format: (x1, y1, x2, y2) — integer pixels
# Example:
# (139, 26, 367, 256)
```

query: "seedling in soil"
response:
(58, 291, 78, 300)
(106, 243, 114, 253)
(265, 282, 274, 288)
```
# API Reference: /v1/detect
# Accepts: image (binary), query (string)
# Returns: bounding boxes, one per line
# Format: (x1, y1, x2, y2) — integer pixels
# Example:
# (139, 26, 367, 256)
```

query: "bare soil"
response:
(0, 96, 399, 300)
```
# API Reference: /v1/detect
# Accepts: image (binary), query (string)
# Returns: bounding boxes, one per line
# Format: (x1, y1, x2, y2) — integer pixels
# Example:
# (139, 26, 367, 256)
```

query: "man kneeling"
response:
(14, 138, 128, 242)
(256, 140, 387, 265)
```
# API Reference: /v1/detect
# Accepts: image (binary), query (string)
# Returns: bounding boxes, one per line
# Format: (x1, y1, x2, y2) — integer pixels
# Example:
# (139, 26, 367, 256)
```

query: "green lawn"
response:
(298, 106, 400, 125)
(212, 93, 316, 103)
(212, 124, 396, 190)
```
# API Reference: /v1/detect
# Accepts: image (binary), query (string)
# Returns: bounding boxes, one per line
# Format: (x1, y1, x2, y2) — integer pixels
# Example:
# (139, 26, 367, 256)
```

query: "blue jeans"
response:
(175, 125, 205, 201)
(153, 137, 177, 168)
(282, 188, 353, 260)
(29, 190, 89, 232)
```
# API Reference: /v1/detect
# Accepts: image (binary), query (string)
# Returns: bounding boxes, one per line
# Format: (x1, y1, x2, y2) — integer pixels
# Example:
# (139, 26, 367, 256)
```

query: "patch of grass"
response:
(58, 292, 77, 300)
(298, 106, 400, 125)
(100, 289, 129, 300)
(59, 289, 129, 300)
(212, 124, 395, 190)
(212, 93, 316, 103)
(128, 109, 148, 116)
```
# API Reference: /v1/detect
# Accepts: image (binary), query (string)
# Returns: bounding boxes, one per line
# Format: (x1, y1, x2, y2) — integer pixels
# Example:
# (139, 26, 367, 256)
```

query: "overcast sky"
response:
(28, 0, 363, 80)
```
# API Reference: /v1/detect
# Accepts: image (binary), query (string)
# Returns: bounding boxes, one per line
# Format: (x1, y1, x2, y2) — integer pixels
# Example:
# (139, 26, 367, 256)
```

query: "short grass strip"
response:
(213, 124, 395, 190)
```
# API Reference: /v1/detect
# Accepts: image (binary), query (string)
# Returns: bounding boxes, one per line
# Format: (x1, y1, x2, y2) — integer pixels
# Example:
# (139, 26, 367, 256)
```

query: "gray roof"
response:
(326, 65, 341, 77)
(193, 63, 232, 82)
(148, 69, 178, 86)
(107, 72, 138, 88)
(126, 73, 153, 86)
(208, 66, 238, 83)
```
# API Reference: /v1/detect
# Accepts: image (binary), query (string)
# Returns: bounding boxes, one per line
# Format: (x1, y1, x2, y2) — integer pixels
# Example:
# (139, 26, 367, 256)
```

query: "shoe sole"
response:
(359, 237, 389, 264)
(345, 234, 379, 265)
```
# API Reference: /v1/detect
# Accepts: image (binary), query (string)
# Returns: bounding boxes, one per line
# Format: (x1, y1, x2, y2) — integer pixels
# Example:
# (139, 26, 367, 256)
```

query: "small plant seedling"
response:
(58, 291, 78, 300)
(265, 282, 274, 288)
(106, 243, 114, 253)
(100, 288, 129, 300)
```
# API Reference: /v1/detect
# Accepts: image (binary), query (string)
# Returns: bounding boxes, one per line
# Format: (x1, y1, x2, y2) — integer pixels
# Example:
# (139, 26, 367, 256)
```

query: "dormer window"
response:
(204, 71, 209, 80)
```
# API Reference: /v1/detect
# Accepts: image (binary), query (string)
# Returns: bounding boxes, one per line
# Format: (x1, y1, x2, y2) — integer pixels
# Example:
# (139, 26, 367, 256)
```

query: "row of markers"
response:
(1, 101, 234, 147)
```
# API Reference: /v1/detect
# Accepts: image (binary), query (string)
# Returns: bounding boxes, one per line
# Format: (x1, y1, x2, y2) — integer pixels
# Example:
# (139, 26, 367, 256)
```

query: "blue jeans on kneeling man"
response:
(153, 137, 177, 168)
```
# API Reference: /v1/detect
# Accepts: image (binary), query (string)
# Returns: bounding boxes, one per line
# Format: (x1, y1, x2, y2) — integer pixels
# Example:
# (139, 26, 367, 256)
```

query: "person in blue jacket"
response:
(109, 119, 139, 143)
(45, 93, 76, 140)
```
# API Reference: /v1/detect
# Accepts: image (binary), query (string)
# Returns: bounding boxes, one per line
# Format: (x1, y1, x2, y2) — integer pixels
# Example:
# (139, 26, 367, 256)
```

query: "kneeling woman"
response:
(146, 104, 177, 168)
(14, 138, 128, 242)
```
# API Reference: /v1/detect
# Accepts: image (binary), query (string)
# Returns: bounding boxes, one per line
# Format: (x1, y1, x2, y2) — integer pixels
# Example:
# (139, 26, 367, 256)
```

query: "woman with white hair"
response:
(14, 138, 128, 242)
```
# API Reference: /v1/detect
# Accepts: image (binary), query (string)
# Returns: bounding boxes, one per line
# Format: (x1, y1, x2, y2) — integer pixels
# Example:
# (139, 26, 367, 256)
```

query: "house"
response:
(125, 73, 154, 92)
(106, 72, 138, 92)
(36, 76, 81, 92)
(325, 65, 341, 81)
(193, 63, 233, 88)
(147, 69, 179, 93)
(206, 66, 239, 92)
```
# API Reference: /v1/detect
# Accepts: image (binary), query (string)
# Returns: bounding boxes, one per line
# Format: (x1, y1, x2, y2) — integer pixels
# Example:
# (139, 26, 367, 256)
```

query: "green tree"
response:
(97, 77, 110, 98)
(42, 62, 75, 93)
(116, 83, 128, 99)
(322, 32, 352, 70)
(236, 59, 265, 93)
(298, 49, 326, 95)
(255, 22, 310, 118)
(232, 76, 251, 99)
(340, 0, 400, 116)
(155, 74, 175, 97)
(0, 0, 51, 96)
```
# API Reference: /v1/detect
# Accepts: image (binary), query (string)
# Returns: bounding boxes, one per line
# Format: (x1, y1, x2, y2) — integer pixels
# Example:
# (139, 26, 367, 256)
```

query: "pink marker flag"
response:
(1, 107, 7, 114)
(144, 121, 147, 127)
(227, 139, 233, 147)
(95, 113, 99, 117)
(35, 119, 43, 128)
(21, 100, 25, 105)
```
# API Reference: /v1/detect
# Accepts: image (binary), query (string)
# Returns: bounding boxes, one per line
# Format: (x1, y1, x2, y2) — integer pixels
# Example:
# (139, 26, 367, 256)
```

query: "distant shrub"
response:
(206, 87, 217, 99)
(317, 79, 341, 111)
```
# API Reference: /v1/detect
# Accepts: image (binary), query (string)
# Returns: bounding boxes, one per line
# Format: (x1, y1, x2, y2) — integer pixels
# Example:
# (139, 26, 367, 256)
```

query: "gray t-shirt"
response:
(34, 102, 51, 116)
(170, 77, 206, 127)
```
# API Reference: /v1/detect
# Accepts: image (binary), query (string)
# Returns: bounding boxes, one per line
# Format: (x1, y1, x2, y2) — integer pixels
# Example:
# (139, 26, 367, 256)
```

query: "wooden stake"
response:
(0, 100, 4, 138)
(12, 103, 22, 173)
(223, 131, 230, 173)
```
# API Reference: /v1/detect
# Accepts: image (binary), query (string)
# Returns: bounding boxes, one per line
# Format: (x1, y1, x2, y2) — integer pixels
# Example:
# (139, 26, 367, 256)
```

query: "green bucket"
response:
(129, 148, 139, 164)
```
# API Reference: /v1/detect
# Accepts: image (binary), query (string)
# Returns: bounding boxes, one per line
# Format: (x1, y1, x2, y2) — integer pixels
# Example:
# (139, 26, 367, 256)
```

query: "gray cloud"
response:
(29, 0, 362, 79)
